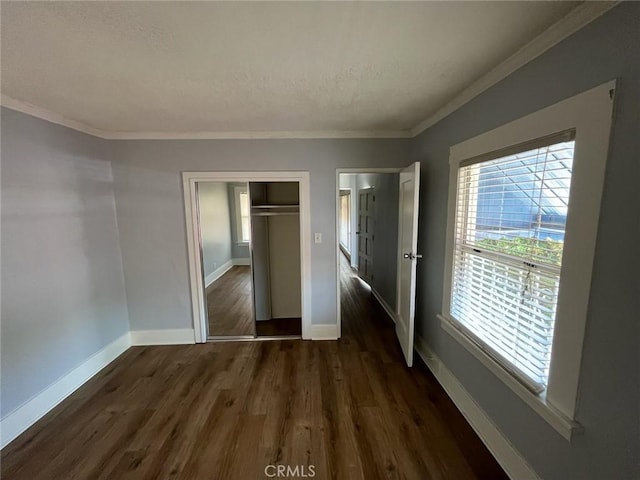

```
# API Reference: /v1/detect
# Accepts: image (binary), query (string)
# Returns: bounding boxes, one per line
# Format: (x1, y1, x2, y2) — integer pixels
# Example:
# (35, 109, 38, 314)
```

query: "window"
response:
(339, 190, 351, 252)
(440, 81, 615, 439)
(451, 133, 575, 393)
(234, 185, 250, 243)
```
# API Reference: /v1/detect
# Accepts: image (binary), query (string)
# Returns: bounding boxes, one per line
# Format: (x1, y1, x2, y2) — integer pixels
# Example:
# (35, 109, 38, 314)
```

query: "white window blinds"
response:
(450, 132, 575, 393)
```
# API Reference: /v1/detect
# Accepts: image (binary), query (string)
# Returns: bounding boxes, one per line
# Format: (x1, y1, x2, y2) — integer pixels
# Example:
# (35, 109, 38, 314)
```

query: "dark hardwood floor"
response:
(207, 266, 301, 338)
(1, 255, 507, 480)
(255, 317, 302, 337)
(207, 266, 255, 337)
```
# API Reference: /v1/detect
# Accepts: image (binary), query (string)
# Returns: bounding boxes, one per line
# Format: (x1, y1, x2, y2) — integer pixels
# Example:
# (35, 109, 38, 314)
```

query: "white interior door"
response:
(357, 187, 375, 283)
(396, 162, 421, 367)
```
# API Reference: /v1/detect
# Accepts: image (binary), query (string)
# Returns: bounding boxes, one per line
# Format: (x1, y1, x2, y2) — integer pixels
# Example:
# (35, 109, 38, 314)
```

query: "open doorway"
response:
(337, 171, 401, 317)
(183, 172, 312, 343)
(336, 164, 421, 366)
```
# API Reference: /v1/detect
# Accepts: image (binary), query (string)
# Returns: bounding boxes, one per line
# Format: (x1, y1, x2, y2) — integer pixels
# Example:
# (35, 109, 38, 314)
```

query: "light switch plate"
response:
(314, 233, 322, 244)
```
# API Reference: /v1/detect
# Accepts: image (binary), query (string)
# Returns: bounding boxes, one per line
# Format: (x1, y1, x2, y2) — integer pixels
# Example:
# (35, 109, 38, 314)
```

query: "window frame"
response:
(440, 81, 616, 441)
(233, 184, 250, 245)
(451, 132, 575, 394)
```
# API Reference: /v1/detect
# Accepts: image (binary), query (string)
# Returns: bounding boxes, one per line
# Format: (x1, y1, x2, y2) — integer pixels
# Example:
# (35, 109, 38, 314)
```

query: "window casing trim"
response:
(440, 81, 615, 440)
(439, 314, 581, 440)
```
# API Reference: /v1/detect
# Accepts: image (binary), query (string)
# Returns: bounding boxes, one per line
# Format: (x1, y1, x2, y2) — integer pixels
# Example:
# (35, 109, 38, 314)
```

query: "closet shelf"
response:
(250, 204, 299, 217)
(251, 211, 299, 217)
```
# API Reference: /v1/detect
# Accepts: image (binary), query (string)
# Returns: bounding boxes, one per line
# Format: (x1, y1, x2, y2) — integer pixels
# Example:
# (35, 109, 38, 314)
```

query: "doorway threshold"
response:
(207, 335, 302, 343)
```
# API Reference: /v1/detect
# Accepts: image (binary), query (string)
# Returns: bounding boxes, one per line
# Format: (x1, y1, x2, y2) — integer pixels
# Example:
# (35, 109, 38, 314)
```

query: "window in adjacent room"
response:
(339, 190, 351, 253)
(234, 184, 250, 243)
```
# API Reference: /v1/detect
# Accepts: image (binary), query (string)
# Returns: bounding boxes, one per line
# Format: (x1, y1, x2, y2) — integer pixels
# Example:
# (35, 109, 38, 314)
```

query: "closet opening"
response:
(183, 172, 311, 343)
(249, 182, 302, 338)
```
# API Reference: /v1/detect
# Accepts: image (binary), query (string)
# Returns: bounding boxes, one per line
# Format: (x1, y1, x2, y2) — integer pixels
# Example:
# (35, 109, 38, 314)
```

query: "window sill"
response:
(438, 313, 582, 441)
(236, 241, 249, 246)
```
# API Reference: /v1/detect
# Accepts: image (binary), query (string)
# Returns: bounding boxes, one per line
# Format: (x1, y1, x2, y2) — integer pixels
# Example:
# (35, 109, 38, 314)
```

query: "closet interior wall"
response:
(249, 182, 302, 323)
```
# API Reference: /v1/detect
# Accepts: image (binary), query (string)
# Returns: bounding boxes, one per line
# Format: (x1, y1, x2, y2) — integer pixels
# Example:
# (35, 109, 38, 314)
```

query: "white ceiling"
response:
(1, 1, 585, 137)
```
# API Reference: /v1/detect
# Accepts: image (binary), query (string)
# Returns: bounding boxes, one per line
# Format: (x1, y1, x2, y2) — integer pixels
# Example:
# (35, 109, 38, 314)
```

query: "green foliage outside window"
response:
(476, 237, 564, 266)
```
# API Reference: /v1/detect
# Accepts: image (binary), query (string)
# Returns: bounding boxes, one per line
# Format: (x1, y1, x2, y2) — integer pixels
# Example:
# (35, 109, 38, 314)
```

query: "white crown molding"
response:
(410, 1, 619, 137)
(105, 130, 413, 140)
(1, 2, 617, 141)
(0, 95, 112, 139)
(0, 95, 411, 140)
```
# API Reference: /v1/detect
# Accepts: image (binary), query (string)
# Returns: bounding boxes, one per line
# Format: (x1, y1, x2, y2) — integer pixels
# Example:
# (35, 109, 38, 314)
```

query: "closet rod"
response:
(252, 204, 299, 209)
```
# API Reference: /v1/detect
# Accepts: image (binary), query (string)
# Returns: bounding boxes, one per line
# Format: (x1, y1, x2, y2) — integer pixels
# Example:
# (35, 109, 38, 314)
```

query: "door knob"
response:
(403, 253, 423, 260)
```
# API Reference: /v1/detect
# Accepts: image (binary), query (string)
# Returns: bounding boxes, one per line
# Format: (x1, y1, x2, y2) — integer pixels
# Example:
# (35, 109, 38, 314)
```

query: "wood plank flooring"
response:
(1, 255, 507, 480)
(255, 317, 302, 337)
(207, 266, 301, 337)
(207, 266, 255, 337)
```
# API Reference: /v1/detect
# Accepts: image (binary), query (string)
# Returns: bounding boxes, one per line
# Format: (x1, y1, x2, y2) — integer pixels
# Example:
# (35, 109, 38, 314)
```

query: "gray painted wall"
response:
(0, 108, 130, 417)
(197, 182, 232, 279)
(410, 4, 639, 479)
(111, 138, 410, 331)
(227, 183, 250, 259)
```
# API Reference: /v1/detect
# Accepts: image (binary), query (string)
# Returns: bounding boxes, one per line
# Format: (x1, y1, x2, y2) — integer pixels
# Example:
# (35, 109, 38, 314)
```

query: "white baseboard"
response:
(414, 335, 540, 480)
(339, 244, 351, 262)
(204, 259, 234, 288)
(130, 328, 195, 346)
(310, 324, 339, 340)
(204, 258, 252, 288)
(0, 332, 131, 449)
(371, 287, 397, 324)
